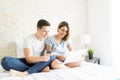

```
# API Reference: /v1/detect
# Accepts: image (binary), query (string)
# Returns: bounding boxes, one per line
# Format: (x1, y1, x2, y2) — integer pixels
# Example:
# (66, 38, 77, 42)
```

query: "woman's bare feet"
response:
(10, 69, 28, 76)
(41, 66, 50, 72)
(65, 62, 81, 68)
(51, 59, 69, 69)
(65, 60, 83, 68)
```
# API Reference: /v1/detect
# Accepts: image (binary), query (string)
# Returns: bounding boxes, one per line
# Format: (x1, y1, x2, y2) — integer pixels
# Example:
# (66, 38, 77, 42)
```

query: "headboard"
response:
(15, 38, 25, 58)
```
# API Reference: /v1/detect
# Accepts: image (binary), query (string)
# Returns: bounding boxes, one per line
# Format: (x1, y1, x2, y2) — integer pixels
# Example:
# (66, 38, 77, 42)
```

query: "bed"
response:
(0, 40, 120, 80)
(0, 61, 120, 80)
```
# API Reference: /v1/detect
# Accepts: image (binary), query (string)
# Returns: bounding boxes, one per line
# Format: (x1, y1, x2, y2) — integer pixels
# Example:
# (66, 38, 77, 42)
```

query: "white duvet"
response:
(0, 62, 120, 80)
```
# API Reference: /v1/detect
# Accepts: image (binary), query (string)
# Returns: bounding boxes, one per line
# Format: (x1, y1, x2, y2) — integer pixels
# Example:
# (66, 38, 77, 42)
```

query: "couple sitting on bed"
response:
(1, 19, 85, 76)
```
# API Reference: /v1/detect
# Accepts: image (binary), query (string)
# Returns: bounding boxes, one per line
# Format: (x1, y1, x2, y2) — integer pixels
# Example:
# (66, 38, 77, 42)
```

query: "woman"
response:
(45, 21, 85, 69)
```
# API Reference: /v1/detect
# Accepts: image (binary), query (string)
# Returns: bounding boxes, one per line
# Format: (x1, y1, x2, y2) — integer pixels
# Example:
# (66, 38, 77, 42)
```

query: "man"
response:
(1, 19, 56, 76)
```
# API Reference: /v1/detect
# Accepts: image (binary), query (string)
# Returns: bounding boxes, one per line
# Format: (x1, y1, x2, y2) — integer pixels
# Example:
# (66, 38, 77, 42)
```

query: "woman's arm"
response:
(67, 45, 72, 51)
(45, 44, 52, 53)
(24, 48, 50, 63)
(46, 44, 66, 62)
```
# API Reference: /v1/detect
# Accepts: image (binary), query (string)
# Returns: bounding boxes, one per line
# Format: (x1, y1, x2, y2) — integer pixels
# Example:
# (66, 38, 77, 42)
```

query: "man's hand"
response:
(42, 54, 51, 61)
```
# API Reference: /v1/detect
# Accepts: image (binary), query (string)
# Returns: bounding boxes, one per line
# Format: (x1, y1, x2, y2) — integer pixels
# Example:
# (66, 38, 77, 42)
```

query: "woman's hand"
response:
(57, 55, 66, 62)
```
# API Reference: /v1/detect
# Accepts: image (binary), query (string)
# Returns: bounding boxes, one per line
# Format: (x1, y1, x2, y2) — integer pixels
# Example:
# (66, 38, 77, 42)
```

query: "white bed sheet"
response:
(0, 62, 120, 80)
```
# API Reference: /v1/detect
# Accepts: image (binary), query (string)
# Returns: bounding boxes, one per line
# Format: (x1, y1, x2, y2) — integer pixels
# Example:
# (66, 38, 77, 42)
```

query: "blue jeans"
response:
(1, 56, 56, 74)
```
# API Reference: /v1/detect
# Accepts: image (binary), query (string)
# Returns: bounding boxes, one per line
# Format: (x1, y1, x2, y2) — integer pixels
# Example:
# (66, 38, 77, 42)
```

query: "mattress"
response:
(0, 62, 120, 80)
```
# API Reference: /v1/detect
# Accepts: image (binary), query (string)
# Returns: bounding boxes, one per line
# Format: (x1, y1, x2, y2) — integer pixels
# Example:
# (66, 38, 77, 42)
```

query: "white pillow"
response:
(64, 49, 87, 63)
(15, 39, 25, 58)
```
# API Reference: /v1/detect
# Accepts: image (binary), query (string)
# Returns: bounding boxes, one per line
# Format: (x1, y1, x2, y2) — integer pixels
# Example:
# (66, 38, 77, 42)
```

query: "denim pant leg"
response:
(1, 56, 30, 71)
(27, 55, 56, 74)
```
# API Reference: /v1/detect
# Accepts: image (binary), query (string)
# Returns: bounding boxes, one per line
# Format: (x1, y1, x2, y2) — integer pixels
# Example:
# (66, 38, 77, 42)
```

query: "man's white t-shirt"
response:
(23, 34, 45, 57)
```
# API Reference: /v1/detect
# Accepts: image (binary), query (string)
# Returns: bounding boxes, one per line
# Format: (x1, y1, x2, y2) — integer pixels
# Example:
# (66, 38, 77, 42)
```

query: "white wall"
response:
(88, 0, 113, 66)
(0, 0, 87, 59)
(111, 0, 120, 67)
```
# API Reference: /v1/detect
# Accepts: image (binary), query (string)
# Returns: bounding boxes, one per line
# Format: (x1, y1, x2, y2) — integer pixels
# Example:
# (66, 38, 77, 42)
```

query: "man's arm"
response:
(24, 48, 50, 63)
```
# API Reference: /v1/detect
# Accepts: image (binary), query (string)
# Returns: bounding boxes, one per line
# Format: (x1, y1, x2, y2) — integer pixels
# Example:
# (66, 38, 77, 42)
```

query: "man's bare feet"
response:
(41, 66, 50, 72)
(10, 69, 28, 76)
